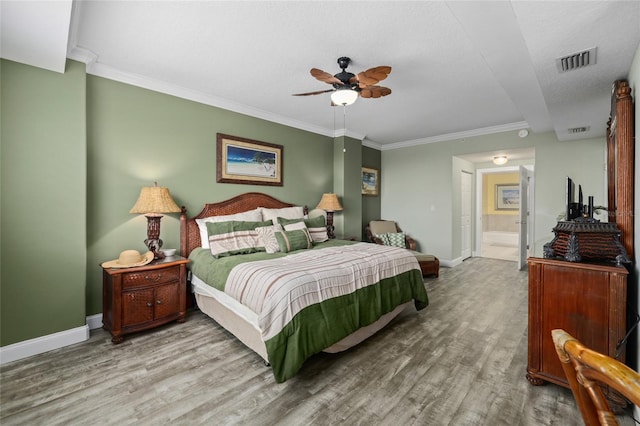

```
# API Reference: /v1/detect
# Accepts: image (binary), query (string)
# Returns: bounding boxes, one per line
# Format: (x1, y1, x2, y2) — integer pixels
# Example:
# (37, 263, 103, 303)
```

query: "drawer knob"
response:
(146, 302, 153, 307)
(156, 300, 162, 305)
(144, 273, 163, 282)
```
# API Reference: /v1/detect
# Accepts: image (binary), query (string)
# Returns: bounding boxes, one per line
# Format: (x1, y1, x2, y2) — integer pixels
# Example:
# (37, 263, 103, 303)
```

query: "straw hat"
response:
(101, 250, 154, 269)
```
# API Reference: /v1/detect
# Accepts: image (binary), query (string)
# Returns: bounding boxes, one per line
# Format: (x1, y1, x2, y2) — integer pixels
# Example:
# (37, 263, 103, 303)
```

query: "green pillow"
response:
(386, 232, 406, 248)
(278, 216, 328, 243)
(274, 229, 313, 253)
(206, 220, 273, 257)
(277, 216, 325, 228)
(374, 232, 390, 245)
(206, 220, 273, 235)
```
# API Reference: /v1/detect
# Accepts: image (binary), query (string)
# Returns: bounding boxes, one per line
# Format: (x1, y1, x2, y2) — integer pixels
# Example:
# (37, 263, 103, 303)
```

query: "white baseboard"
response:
(0, 324, 90, 365)
(86, 313, 103, 330)
(441, 257, 462, 268)
(0, 313, 102, 365)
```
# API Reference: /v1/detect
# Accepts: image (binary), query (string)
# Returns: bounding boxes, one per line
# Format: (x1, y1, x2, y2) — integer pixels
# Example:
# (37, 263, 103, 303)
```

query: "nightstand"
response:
(102, 256, 190, 343)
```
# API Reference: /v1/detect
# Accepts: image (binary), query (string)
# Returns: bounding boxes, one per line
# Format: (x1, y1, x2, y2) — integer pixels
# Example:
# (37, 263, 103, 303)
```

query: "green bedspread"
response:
(189, 241, 429, 382)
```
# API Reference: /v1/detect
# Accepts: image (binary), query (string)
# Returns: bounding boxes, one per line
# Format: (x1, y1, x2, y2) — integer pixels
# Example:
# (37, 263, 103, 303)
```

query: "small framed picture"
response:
(496, 184, 519, 210)
(216, 133, 283, 186)
(362, 167, 379, 196)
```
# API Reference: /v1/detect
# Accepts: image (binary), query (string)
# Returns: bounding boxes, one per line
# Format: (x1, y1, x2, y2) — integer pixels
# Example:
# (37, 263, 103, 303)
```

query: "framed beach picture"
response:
(362, 167, 379, 196)
(496, 184, 519, 210)
(216, 134, 283, 186)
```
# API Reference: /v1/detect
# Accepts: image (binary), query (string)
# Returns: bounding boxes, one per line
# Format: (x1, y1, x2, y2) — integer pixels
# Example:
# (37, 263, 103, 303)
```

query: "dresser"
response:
(102, 256, 190, 343)
(526, 257, 628, 388)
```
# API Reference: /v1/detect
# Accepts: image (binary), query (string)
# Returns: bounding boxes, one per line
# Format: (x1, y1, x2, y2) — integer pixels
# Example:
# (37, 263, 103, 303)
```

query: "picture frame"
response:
(361, 167, 379, 196)
(216, 133, 283, 186)
(496, 184, 519, 210)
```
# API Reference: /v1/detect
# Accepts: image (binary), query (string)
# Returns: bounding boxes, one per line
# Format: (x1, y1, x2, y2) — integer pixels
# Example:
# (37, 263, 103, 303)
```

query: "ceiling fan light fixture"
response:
(331, 89, 358, 106)
(493, 155, 508, 165)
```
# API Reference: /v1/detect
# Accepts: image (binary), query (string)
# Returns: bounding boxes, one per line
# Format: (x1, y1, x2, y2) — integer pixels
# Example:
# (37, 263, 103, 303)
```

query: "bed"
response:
(180, 192, 429, 382)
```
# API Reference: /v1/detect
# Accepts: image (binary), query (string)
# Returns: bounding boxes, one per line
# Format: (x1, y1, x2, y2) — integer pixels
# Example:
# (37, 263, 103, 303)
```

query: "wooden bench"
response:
(413, 253, 439, 277)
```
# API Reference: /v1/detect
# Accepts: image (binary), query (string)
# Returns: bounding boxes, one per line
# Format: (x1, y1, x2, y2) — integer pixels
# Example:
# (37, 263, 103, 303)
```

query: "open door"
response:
(518, 166, 534, 270)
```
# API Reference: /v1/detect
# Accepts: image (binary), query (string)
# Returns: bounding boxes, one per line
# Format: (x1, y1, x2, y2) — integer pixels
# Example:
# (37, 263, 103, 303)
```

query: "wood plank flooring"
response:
(1, 257, 636, 425)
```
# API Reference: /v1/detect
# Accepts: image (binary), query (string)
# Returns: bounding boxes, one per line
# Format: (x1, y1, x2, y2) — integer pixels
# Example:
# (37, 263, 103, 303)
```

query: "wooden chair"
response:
(365, 220, 417, 251)
(551, 329, 640, 426)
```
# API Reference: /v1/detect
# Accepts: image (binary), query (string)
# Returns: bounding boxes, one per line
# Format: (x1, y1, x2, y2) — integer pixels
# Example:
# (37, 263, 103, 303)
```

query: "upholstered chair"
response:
(365, 220, 417, 251)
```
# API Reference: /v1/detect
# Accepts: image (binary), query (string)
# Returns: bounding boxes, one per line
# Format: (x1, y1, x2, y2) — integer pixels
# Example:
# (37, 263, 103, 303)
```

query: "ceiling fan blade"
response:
(310, 68, 342, 85)
(357, 66, 392, 87)
(292, 89, 335, 96)
(359, 86, 392, 99)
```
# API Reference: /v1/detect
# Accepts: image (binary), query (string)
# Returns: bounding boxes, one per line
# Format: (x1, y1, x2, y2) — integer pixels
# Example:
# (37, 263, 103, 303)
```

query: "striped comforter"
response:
(224, 242, 428, 382)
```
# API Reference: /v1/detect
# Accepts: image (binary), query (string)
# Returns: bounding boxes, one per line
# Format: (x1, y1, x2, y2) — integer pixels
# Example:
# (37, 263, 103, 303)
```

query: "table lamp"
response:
(316, 193, 343, 239)
(129, 182, 181, 259)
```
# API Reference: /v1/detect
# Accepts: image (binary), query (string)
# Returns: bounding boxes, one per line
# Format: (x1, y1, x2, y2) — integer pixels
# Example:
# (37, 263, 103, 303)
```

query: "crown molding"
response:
(379, 121, 530, 151)
(67, 45, 529, 152)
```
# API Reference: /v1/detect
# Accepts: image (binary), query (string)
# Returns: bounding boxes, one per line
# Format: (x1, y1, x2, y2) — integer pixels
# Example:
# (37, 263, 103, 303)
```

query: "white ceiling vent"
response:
(568, 126, 590, 134)
(556, 47, 597, 73)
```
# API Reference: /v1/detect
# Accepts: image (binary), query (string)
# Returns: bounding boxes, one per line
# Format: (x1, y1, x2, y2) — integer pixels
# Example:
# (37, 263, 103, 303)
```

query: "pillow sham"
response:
(274, 228, 312, 253)
(279, 216, 328, 243)
(374, 232, 390, 246)
(196, 209, 263, 248)
(261, 206, 304, 223)
(255, 223, 283, 254)
(206, 220, 272, 258)
(304, 215, 328, 243)
(386, 232, 407, 248)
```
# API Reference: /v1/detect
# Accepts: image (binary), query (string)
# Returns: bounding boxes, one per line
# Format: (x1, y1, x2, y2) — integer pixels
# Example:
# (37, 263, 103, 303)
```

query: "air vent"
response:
(568, 126, 590, 134)
(556, 47, 597, 73)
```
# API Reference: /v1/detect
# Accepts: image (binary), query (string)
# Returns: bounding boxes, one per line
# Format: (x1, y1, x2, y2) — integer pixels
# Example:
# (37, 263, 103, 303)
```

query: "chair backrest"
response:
(369, 220, 399, 235)
(551, 329, 640, 426)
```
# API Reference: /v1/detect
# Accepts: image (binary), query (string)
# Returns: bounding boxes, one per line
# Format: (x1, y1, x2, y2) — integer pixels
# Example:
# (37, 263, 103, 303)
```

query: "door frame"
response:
(474, 166, 520, 258)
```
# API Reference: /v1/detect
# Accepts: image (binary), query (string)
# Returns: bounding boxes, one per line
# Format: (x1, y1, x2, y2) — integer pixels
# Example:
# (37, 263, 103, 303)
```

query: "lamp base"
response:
(145, 238, 165, 259)
(145, 215, 165, 259)
(326, 211, 335, 239)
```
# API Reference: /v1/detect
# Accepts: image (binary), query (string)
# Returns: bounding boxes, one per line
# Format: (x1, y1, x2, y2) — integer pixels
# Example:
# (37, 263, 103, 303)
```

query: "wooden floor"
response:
(1, 257, 635, 425)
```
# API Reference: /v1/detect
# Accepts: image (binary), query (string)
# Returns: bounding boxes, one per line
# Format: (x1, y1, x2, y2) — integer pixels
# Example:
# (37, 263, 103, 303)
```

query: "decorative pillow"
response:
(386, 232, 407, 248)
(279, 216, 328, 243)
(260, 206, 304, 223)
(255, 224, 283, 254)
(206, 220, 272, 258)
(304, 215, 328, 243)
(274, 228, 312, 253)
(284, 221, 307, 232)
(196, 209, 263, 248)
(374, 232, 390, 245)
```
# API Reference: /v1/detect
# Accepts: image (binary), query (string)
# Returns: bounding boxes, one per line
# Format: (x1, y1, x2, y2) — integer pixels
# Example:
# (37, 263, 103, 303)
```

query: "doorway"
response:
(475, 166, 534, 265)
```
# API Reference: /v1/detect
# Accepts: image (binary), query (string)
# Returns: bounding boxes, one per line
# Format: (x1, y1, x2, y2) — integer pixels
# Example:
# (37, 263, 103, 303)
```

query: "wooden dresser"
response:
(102, 256, 190, 343)
(526, 257, 628, 388)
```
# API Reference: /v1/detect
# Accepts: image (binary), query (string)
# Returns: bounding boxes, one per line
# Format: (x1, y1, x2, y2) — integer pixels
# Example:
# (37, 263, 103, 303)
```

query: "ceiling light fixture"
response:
(331, 89, 358, 106)
(493, 155, 508, 165)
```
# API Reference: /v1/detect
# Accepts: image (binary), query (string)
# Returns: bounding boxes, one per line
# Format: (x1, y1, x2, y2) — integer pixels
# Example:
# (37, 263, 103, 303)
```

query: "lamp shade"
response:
(331, 89, 358, 106)
(316, 193, 343, 212)
(129, 184, 181, 215)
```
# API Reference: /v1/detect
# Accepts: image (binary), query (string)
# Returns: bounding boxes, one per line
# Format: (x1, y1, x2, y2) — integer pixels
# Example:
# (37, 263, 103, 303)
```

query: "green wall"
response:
(383, 132, 606, 259)
(1, 58, 364, 346)
(361, 146, 382, 238)
(1, 59, 87, 346)
(85, 76, 336, 315)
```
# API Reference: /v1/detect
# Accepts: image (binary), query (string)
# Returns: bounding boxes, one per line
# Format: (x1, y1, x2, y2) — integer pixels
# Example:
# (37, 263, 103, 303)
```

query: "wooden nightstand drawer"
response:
(102, 256, 189, 343)
(122, 266, 180, 289)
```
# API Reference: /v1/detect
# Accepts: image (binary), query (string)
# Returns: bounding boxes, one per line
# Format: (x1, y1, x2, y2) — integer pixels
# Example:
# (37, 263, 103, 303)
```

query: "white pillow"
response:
(255, 224, 283, 254)
(260, 206, 304, 223)
(195, 208, 264, 248)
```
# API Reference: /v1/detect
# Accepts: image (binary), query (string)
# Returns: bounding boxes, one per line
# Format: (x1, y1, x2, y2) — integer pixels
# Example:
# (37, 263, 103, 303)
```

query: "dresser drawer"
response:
(122, 266, 180, 289)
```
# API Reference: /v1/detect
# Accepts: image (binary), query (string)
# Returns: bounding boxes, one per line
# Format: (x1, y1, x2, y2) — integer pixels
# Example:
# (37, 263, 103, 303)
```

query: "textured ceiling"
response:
(2, 1, 639, 154)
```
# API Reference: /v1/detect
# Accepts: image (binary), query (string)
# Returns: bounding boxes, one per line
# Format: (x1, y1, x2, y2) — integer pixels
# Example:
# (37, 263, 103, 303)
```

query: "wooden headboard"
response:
(180, 192, 307, 257)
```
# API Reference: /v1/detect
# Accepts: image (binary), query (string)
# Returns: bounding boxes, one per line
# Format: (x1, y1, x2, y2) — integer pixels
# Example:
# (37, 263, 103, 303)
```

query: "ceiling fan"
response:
(293, 57, 392, 106)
